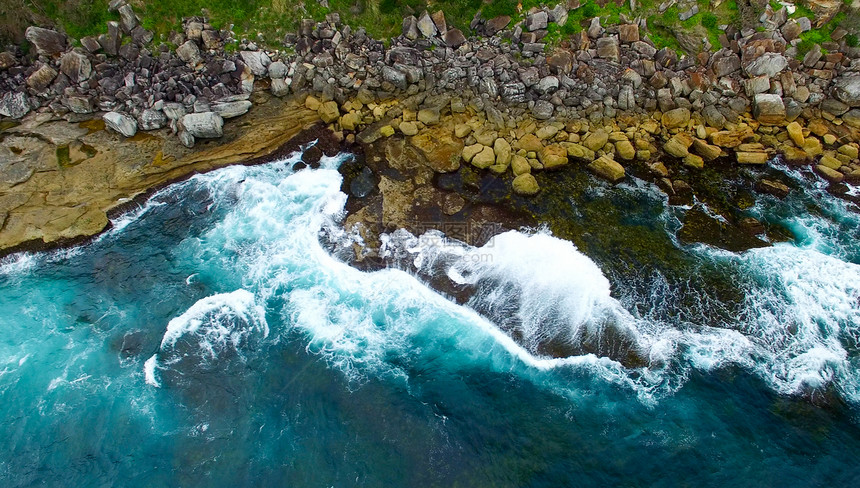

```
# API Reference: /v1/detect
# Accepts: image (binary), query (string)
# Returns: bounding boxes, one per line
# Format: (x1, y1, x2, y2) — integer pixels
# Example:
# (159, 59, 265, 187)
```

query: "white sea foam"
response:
(145, 289, 268, 388)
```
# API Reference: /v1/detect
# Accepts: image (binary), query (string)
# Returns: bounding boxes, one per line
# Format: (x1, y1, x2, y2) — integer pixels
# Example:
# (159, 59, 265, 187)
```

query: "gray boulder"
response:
(25, 27, 66, 56)
(444, 29, 466, 48)
(181, 112, 224, 138)
(0, 92, 30, 119)
(176, 40, 201, 65)
(744, 53, 787, 78)
(60, 51, 92, 83)
(118, 4, 139, 33)
(526, 11, 548, 31)
(535, 76, 559, 95)
(103, 111, 138, 137)
(138, 109, 167, 130)
(211, 100, 252, 119)
(240, 51, 271, 77)
(417, 11, 437, 38)
(268, 61, 287, 79)
(834, 75, 860, 107)
(532, 100, 554, 120)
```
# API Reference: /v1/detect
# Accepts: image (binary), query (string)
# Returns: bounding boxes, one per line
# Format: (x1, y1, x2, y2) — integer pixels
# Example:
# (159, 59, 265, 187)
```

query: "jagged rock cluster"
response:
(2, 2, 860, 192)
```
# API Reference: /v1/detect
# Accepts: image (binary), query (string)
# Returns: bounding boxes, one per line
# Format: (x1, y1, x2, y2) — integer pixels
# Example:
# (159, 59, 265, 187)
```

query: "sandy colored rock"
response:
(661, 108, 691, 129)
(684, 153, 704, 169)
(511, 155, 531, 175)
(786, 121, 805, 147)
(587, 155, 625, 182)
(517, 133, 544, 152)
(816, 165, 844, 182)
(819, 154, 843, 170)
(493, 137, 512, 166)
(399, 120, 419, 136)
(512, 173, 540, 196)
(409, 124, 464, 172)
(538, 145, 569, 169)
(318, 101, 340, 124)
(471, 146, 496, 168)
(0, 97, 319, 253)
(462, 144, 483, 163)
(615, 140, 635, 160)
(583, 130, 609, 152)
(691, 139, 722, 161)
(736, 152, 769, 164)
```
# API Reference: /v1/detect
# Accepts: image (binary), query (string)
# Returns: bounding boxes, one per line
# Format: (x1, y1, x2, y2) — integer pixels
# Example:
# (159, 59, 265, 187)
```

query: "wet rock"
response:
(587, 155, 625, 182)
(816, 165, 844, 182)
(411, 125, 463, 172)
(0, 92, 30, 119)
(678, 206, 769, 252)
(181, 112, 224, 138)
(756, 179, 790, 198)
(350, 167, 376, 198)
(513, 173, 540, 195)
(60, 51, 92, 83)
(103, 111, 138, 137)
(25, 27, 66, 56)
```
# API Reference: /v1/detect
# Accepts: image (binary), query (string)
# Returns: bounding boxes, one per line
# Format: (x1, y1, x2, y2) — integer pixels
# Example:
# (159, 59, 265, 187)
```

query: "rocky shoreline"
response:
(2, 1, 860, 257)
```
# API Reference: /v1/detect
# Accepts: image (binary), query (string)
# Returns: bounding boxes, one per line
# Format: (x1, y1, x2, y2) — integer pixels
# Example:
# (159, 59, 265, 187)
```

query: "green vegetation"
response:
(0, 0, 854, 56)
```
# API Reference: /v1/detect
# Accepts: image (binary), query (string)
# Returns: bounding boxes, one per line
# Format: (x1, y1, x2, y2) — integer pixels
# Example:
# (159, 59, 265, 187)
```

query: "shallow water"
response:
(1, 152, 859, 486)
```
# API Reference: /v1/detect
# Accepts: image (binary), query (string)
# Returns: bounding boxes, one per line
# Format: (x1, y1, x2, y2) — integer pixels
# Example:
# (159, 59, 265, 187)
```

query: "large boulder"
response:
(176, 40, 201, 65)
(833, 75, 860, 107)
(596, 37, 620, 62)
(25, 27, 66, 56)
(743, 53, 787, 78)
(417, 11, 437, 38)
(512, 173, 540, 196)
(181, 112, 224, 138)
(712, 53, 741, 77)
(0, 92, 30, 119)
(137, 109, 167, 131)
(662, 107, 691, 129)
(60, 51, 92, 83)
(538, 145, 569, 169)
(26, 64, 58, 90)
(444, 29, 466, 48)
(211, 100, 252, 119)
(103, 111, 138, 138)
(752, 94, 786, 125)
(587, 155, 625, 182)
(240, 51, 271, 76)
(526, 11, 548, 31)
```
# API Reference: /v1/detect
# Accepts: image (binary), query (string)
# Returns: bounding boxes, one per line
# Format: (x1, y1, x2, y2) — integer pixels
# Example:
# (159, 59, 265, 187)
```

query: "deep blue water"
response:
(1, 152, 859, 487)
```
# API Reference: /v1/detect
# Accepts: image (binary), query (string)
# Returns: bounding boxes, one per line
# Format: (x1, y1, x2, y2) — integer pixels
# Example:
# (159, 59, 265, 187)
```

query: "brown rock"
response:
(587, 155, 625, 182)
(539, 145, 569, 169)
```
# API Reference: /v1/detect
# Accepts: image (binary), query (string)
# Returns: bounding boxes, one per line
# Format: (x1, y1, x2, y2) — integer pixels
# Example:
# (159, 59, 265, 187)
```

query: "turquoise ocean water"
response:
(1, 150, 859, 486)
